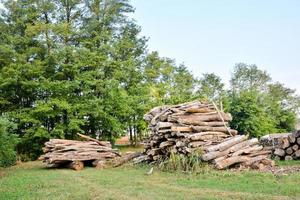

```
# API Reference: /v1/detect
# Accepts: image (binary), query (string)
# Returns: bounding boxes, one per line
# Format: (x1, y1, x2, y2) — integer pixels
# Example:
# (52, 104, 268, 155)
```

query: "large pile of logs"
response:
(139, 101, 274, 169)
(271, 131, 300, 160)
(39, 138, 121, 170)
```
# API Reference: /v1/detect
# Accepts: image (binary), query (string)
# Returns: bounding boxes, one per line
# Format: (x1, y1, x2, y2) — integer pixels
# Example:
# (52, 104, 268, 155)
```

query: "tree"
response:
(230, 63, 271, 93)
(228, 90, 276, 137)
(228, 63, 299, 136)
(196, 73, 225, 103)
(0, 117, 18, 167)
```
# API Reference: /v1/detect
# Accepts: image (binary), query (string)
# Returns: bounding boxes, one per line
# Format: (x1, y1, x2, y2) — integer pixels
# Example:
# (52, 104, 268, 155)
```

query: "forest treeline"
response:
(0, 0, 299, 166)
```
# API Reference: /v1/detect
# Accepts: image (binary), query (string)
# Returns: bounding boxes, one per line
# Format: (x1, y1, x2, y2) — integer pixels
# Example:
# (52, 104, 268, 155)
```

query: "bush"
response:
(0, 117, 18, 167)
(229, 91, 276, 137)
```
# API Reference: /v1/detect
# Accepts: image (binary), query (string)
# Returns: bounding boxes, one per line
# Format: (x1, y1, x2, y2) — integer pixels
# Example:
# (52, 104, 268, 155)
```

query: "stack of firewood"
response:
(139, 101, 274, 169)
(271, 131, 300, 160)
(39, 138, 121, 170)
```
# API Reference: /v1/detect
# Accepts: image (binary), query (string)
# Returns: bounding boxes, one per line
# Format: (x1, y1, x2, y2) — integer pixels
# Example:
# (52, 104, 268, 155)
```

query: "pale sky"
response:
(1, 2, 299, 93)
(131, 0, 300, 94)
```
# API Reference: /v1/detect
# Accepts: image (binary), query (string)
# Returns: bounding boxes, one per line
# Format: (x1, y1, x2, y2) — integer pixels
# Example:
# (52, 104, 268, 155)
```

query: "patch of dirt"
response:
(268, 165, 300, 176)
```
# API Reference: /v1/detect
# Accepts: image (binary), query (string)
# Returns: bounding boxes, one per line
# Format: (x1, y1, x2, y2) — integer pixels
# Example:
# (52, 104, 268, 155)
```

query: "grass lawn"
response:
(1, 161, 300, 200)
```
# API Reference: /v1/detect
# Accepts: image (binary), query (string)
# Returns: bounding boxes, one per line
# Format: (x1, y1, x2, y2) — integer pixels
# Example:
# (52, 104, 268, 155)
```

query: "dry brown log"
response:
(188, 141, 212, 148)
(76, 133, 111, 147)
(288, 134, 296, 143)
(286, 147, 293, 155)
(67, 161, 84, 171)
(202, 137, 257, 161)
(171, 126, 192, 132)
(244, 155, 268, 166)
(191, 126, 238, 135)
(285, 156, 293, 161)
(248, 150, 271, 157)
(156, 122, 173, 129)
(205, 135, 248, 152)
(297, 138, 300, 145)
(185, 107, 214, 113)
(168, 113, 232, 123)
(292, 144, 299, 151)
(274, 148, 285, 157)
(280, 138, 290, 149)
(231, 145, 263, 157)
(178, 120, 228, 127)
(159, 141, 174, 148)
(294, 150, 300, 158)
(215, 156, 249, 169)
(189, 132, 228, 141)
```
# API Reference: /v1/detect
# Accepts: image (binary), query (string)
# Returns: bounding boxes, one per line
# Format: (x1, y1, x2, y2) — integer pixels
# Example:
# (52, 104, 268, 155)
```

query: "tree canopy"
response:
(0, 0, 299, 162)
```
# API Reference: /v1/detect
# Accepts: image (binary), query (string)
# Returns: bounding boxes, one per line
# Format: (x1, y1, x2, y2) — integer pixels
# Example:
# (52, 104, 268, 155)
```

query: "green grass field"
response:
(1, 161, 300, 200)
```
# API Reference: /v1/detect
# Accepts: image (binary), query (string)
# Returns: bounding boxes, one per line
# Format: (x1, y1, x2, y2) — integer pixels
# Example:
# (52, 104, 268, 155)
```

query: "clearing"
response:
(1, 160, 300, 200)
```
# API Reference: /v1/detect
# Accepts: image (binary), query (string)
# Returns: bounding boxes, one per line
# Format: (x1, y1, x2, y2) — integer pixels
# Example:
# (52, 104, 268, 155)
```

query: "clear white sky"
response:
(131, 0, 300, 94)
(1, 1, 299, 93)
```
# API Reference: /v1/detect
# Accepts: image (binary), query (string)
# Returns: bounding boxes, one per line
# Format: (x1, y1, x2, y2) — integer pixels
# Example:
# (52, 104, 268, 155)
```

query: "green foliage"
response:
(196, 73, 225, 103)
(228, 91, 276, 137)
(228, 64, 300, 137)
(0, 117, 18, 167)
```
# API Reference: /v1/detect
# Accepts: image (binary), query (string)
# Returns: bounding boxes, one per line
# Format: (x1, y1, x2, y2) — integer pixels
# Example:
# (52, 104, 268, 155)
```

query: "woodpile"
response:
(140, 101, 274, 170)
(269, 131, 300, 160)
(39, 138, 121, 170)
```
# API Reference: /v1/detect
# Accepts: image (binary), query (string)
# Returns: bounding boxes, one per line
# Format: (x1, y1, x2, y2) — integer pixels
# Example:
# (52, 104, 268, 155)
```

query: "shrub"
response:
(0, 117, 18, 167)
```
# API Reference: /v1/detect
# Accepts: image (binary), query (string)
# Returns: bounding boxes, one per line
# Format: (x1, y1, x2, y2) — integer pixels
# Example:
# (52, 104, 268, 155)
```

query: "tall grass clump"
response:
(158, 149, 209, 173)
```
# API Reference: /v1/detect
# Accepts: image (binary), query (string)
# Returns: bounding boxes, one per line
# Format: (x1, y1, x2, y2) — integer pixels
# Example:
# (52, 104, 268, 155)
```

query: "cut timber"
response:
(188, 141, 212, 148)
(231, 145, 262, 157)
(205, 135, 247, 152)
(295, 150, 300, 158)
(288, 134, 296, 144)
(67, 161, 84, 171)
(168, 113, 232, 123)
(292, 144, 299, 151)
(76, 133, 111, 147)
(185, 107, 213, 113)
(215, 156, 249, 169)
(202, 137, 257, 161)
(189, 132, 228, 141)
(280, 138, 290, 149)
(285, 156, 293, 161)
(191, 125, 237, 133)
(274, 148, 285, 157)
(177, 119, 228, 127)
(171, 126, 192, 132)
(286, 147, 293, 155)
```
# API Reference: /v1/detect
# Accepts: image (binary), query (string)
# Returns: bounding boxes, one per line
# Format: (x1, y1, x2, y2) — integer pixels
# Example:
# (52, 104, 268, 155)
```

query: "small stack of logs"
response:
(270, 131, 300, 160)
(139, 101, 274, 169)
(39, 134, 121, 170)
